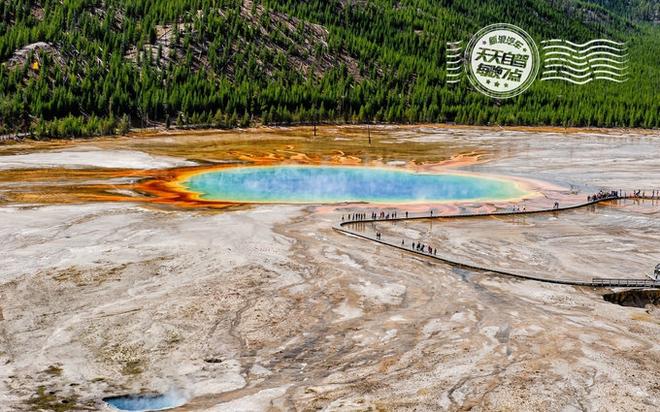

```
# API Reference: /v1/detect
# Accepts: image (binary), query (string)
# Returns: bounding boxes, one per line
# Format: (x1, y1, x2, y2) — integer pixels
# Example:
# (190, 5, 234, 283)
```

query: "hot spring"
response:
(181, 165, 528, 204)
(103, 391, 186, 411)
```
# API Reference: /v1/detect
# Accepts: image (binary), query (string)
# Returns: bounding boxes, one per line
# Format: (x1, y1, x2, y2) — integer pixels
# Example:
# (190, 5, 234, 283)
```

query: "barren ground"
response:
(0, 126, 658, 411)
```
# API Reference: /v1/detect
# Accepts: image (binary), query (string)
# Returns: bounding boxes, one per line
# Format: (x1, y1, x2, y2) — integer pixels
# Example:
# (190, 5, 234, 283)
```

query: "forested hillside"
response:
(1, 0, 658, 138)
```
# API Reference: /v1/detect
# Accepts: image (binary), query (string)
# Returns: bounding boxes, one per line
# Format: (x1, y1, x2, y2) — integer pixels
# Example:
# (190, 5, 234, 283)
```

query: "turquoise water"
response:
(104, 393, 186, 411)
(183, 166, 525, 203)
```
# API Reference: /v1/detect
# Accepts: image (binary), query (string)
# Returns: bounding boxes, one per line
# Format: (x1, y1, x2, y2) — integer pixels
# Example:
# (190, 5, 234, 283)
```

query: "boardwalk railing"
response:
(334, 193, 660, 289)
(591, 278, 659, 288)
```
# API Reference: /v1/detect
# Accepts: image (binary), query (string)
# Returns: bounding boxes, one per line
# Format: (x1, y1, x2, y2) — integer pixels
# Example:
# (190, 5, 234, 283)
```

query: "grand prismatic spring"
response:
(181, 166, 528, 204)
(0, 126, 659, 411)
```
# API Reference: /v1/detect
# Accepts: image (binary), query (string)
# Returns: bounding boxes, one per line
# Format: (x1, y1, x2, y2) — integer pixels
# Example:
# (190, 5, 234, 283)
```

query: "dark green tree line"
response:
(0, 0, 658, 138)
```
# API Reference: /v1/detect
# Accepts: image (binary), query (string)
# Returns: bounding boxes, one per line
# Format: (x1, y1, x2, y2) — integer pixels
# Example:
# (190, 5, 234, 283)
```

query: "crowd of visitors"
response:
(586, 189, 660, 201)
(341, 188, 659, 224)
(627, 190, 659, 199)
(587, 190, 660, 202)
(411, 241, 438, 256)
(342, 212, 368, 221)
(375, 234, 439, 256)
(340, 188, 660, 265)
(339, 188, 660, 272)
(587, 190, 619, 202)
(341, 209, 433, 221)
(370, 231, 439, 256)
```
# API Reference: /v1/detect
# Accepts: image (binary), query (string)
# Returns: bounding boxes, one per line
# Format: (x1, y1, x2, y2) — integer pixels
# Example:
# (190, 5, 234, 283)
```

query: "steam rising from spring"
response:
(104, 388, 188, 411)
(182, 165, 526, 204)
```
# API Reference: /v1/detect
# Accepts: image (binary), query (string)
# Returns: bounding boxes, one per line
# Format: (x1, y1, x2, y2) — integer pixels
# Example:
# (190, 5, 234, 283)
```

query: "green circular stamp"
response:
(464, 23, 540, 99)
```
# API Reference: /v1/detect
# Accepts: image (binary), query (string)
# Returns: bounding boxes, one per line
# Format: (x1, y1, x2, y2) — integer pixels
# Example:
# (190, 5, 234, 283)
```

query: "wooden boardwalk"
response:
(334, 194, 660, 289)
